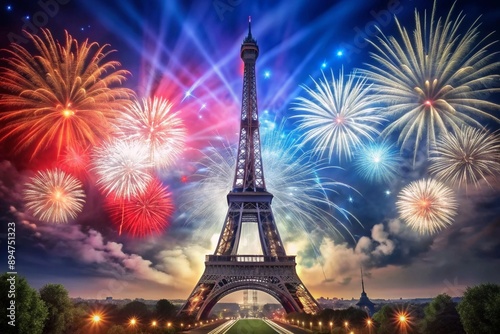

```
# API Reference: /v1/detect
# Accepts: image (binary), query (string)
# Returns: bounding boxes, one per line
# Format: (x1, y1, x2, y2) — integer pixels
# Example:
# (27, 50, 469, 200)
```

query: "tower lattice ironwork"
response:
(177, 18, 320, 320)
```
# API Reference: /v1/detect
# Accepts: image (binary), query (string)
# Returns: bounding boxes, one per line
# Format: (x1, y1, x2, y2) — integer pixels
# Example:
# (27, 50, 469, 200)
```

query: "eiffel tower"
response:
(177, 18, 320, 320)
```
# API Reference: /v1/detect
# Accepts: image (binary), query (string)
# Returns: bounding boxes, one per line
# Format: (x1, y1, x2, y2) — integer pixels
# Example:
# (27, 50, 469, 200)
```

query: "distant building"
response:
(356, 268, 375, 316)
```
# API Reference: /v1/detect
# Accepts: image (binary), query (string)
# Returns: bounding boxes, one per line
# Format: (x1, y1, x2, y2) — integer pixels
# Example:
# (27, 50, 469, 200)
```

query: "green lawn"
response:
(225, 319, 277, 334)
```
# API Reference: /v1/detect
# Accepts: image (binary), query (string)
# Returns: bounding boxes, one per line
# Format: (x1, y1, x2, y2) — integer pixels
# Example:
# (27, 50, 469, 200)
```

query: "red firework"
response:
(58, 144, 91, 180)
(105, 178, 173, 237)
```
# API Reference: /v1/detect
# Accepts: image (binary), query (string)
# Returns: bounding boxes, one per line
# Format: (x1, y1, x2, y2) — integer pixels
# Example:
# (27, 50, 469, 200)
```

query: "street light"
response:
(89, 313, 104, 334)
(319, 321, 322, 332)
(367, 319, 373, 334)
(397, 312, 409, 334)
(329, 321, 333, 334)
(151, 320, 157, 327)
(344, 321, 349, 334)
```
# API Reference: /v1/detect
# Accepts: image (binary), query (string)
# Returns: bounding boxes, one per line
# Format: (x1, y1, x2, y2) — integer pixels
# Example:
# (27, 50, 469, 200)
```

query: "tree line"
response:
(0, 274, 178, 334)
(284, 283, 500, 334)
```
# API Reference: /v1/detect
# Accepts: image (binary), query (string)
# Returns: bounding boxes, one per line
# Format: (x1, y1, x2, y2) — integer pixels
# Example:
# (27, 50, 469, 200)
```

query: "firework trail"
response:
(396, 178, 457, 234)
(354, 141, 402, 183)
(23, 169, 86, 223)
(180, 121, 360, 242)
(0, 29, 133, 160)
(105, 178, 173, 237)
(116, 96, 186, 169)
(429, 126, 500, 190)
(292, 68, 385, 162)
(362, 2, 500, 161)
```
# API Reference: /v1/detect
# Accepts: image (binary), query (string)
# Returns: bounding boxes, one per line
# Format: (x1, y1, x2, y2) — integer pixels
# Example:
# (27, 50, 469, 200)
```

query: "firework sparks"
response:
(58, 144, 91, 180)
(23, 169, 86, 223)
(429, 127, 500, 189)
(91, 140, 153, 200)
(396, 178, 457, 234)
(116, 97, 186, 169)
(180, 121, 360, 241)
(105, 179, 173, 237)
(0, 29, 133, 160)
(362, 2, 500, 160)
(292, 69, 385, 162)
(354, 141, 402, 183)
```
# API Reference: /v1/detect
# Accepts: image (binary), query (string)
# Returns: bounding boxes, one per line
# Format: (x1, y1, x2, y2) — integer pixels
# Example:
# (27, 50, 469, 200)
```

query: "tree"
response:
(457, 283, 500, 334)
(117, 300, 151, 324)
(372, 304, 419, 334)
(372, 305, 393, 334)
(0, 273, 48, 334)
(39, 283, 74, 334)
(420, 294, 464, 334)
(420, 293, 465, 334)
(64, 302, 91, 334)
(155, 299, 177, 320)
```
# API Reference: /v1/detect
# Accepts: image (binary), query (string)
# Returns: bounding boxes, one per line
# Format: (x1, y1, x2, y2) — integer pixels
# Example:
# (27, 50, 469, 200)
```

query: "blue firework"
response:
(354, 141, 402, 183)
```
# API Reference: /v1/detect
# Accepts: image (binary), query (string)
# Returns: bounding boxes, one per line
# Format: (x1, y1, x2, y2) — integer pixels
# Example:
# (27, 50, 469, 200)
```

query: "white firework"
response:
(396, 178, 458, 234)
(116, 96, 186, 169)
(180, 122, 360, 241)
(23, 169, 86, 223)
(292, 68, 385, 162)
(91, 140, 153, 199)
(362, 2, 500, 160)
(429, 126, 500, 189)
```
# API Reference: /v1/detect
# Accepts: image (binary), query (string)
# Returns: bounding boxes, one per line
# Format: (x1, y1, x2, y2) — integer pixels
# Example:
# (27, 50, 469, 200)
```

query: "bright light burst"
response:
(116, 96, 186, 169)
(91, 140, 153, 199)
(396, 178, 457, 234)
(354, 141, 402, 183)
(105, 178, 173, 237)
(180, 121, 360, 241)
(363, 2, 500, 160)
(0, 29, 133, 159)
(292, 68, 385, 162)
(429, 126, 500, 189)
(23, 169, 86, 223)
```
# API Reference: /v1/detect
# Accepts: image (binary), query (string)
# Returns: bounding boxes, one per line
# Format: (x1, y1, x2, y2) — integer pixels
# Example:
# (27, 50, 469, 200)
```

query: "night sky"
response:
(0, 0, 499, 304)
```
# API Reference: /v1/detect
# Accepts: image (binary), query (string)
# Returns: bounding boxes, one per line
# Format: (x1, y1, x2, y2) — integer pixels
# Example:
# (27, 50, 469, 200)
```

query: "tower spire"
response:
(361, 266, 365, 293)
(243, 16, 257, 44)
(356, 266, 375, 316)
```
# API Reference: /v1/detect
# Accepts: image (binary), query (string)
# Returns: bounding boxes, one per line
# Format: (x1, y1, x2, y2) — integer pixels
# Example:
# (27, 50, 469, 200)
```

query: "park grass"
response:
(225, 319, 277, 334)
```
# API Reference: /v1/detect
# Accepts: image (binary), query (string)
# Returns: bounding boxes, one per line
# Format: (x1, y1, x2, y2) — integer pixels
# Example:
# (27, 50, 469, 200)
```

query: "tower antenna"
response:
(361, 266, 365, 293)
(248, 16, 252, 37)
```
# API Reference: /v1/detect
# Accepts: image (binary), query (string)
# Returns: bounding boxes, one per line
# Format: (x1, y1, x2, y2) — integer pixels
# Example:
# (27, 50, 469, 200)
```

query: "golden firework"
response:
(0, 29, 134, 159)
